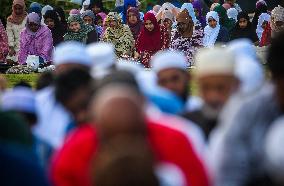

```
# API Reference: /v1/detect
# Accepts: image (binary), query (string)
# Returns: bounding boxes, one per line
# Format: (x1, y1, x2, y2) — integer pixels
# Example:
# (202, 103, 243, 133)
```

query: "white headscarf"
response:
(227, 8, 238, 22)
(256, 13, 270, 41)
(203, 11, 220, 48)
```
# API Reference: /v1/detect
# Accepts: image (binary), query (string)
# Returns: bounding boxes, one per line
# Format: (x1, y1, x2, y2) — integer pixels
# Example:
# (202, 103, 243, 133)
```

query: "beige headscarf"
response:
(7, 0, 27, 25)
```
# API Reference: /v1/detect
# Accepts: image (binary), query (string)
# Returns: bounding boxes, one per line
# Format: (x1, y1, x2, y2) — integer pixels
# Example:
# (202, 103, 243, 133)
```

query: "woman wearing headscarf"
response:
(227, 7, 238, 24)
(82, 10, 103, 37)
(121, 0, 137, 23)
(224, 0, 242, 12)
(170, 9, 203, 67)
(28, 2, 42, 16)
(252, 0, 268, 30)
(89, 0, 108, 15)
(213, 4, 235, 31)
(127, 7, 143, 40)
(192, 0, 206, 28)
(0, 20, 9, 62)
(135, 12, 169, 68)
(18, 12, 53, 65)
(54, 6, 68, 32)
(44, 10, 65, 46)
(96, 12, 107, 27)
(203, 11, 229, 47)
(180, 3, 199, 26)
(161, 10, 175, 37)
(6, 0, 27, 64)
(102, 12, 135, 58)
(230, 12, 258, 43)
(256, 13, 270, 42)
(64, 15, 98, 44)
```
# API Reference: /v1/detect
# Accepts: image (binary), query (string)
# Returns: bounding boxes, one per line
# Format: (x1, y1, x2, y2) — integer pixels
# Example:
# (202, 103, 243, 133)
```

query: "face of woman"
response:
(128, 12, 138, 25)
(14, 4, 24, 15)
(28, 22, 40, 32)
(97, 18, 103, 27)
(163, 18, 173, 30)
(83, 16, 93, 25)
(109, 20, 118, 28)
(45, 18, 55, 29)
(208, 18, 217, 28)
(145, 20, 155, 32)
(177, 16, 193, 34)
(69, 21, 81, 32)
(92, 5, 101, 14)
(239, 18, 248, 29)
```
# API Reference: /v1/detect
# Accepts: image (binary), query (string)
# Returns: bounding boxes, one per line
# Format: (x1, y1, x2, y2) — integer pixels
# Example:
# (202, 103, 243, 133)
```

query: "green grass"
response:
(4, 73, 39, 88)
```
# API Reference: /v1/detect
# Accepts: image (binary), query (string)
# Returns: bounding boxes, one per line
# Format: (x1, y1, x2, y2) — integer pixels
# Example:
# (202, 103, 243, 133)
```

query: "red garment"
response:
(51, 120, 210, 186)
(136, 12, 170, 68)
(260, 22, 271, 47)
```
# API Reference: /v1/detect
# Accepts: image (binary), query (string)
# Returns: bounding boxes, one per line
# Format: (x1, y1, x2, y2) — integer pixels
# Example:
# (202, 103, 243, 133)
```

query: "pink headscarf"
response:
(69, 9, 81, 16)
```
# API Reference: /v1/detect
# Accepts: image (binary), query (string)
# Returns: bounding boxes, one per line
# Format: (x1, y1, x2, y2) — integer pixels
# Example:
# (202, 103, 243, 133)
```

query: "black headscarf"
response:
(44, 10, 65, 46)
(230, 12, 258, 42)
(54, 6, 68, 31)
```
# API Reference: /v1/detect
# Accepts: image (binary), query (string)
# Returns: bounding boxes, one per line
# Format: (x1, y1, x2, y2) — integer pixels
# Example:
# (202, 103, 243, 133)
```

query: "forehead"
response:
(158, 68, 185, 78)
(145, 19, 152, 24)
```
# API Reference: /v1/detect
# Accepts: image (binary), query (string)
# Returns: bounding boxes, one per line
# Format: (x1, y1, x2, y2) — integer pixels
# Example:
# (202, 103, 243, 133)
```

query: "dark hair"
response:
(55, 68, 94, 105)
(14, 81, 32, 88)
(36, 72, 54, 90)
(267, 31, 284, 78)
(97, 70, 140, 94)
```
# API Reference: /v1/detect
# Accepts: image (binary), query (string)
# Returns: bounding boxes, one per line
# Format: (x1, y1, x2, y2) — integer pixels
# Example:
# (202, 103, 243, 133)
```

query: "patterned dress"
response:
(0, 21, 9, 62)
(170, 24, 204, 67)
(136, 25, 170, 68)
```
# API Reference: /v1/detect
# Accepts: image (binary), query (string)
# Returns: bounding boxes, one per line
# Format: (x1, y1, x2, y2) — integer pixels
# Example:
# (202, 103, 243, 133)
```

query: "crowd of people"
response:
(0, 0, 284, 69)
(1, 0, 284, 186)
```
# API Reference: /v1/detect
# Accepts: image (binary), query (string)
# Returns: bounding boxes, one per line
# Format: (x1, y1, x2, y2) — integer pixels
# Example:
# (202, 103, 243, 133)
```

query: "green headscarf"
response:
(64, 15, 94, 43)
(214, 5, 235, 31)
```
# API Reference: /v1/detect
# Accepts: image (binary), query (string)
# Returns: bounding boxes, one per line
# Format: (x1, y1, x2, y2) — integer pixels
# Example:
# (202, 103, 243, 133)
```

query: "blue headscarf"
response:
(121, 0, 137, 23)
(180, 3, 198, 25)
(29, 2, 42, 17)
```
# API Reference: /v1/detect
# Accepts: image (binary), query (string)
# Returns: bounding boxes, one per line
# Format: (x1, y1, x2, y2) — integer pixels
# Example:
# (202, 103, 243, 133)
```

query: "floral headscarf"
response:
(103, 12, 135, 57)
(7, 0, 27, 25)
(271, 5, 284, 33)
(64, 15, 94, 42)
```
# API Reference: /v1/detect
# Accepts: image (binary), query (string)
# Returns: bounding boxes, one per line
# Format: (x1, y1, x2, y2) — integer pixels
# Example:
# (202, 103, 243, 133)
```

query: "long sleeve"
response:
(6, 21, 15, 48)
(39, 28, 53, 62)
(0, 23, 9, 59)
(18, 30, 28, 64)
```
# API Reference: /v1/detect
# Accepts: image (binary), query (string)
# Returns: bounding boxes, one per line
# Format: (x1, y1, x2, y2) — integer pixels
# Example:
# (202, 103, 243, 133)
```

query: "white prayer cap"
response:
(41, 5, 53, 16)
(83, 0, 90, 6)
(1, 87, 36, 114)
(151, 50, 187, 73)
(227, 39, 264, 94)
(265, 116, 284, 182)
(195, 47, 235, 78)
(86, 42, 116, 70)
(116, 59, 144, 75)
(227, 8, 238, 22)
(227, 39, 258, 60)
(53, 41, 92, 67)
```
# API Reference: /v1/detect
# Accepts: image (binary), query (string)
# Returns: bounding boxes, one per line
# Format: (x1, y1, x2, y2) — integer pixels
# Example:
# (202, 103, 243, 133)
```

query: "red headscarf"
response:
(136, 12, 162, 52)
(7, 0, 27, 25)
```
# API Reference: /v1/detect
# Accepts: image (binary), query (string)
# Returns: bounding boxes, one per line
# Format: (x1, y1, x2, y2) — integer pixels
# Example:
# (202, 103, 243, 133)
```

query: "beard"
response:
(201, 103, 222, 120)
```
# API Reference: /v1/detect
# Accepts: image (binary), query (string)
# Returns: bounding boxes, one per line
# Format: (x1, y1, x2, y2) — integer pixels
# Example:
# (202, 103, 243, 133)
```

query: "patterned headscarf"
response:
(127, 7, 142, 40)
(7, 0, 27, 25)
(271, 5, 284, 33)
(82, 10, 96, 25)
(103, 12, 135, 57)
(64, 15, 94, 42)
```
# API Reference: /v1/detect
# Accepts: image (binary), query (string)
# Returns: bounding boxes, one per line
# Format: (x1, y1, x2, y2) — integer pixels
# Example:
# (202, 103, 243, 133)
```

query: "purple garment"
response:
(18, 25, 53, 64)
(192, 0, 206, 28)
(27, 12, 41, 25)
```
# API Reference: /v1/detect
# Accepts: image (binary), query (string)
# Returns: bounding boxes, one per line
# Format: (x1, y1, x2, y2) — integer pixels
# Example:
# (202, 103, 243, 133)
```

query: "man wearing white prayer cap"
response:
(34, 41, 92, 150)
(53, 41, 92, 74)
(182, 47, 239, 140)
(151, 50, 203, 112)
(86, 42, 116, 79)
